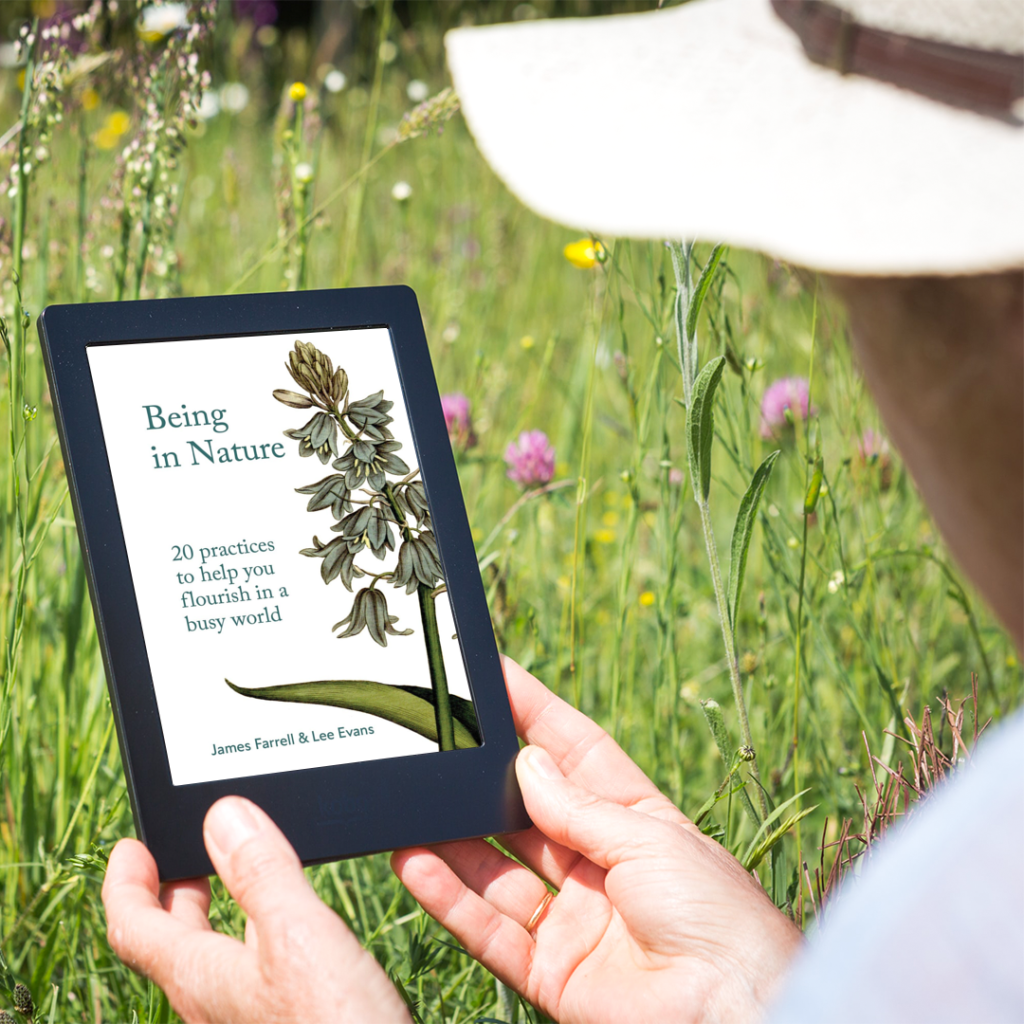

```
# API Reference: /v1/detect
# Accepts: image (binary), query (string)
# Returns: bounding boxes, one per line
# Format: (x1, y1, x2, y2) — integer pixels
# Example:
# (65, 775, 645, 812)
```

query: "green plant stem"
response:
(792, 511, 810, 836)
(339, 0, 392, 286)
(75, 117, 88, 302)
(382, 481, 455, 752)
(416, 584, 454, 752)
(698, 496, 768, 819)
(792, 283, 818, 869)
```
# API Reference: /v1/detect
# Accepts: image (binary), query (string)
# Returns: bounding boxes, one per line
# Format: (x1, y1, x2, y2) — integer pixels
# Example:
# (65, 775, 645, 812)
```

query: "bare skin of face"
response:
(828, 271, 1024, 652)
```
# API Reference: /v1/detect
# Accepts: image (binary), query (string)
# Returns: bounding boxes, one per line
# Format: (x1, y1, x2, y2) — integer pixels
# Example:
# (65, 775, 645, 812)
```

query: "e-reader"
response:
(39, 286, 529, 880)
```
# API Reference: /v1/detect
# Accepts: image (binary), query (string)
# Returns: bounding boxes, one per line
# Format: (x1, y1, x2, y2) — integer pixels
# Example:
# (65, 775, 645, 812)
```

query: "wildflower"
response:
(440, 392, 477, 450)
(505, 430, 555, 488)
(391, 180, 412, 202)
(827, 570, 845, 594)
(294, 162, 314, 185)
(759, 376, 812, 439)
(407, 79, 429, 103)
(669, 467, 684, 486)
(379, 40, 398, 64)
(81, 87, 100, 111)
(441, 322, 460, 343)
(324, 69, 347, 93)
(857, 427, 893, 490)
(740, 651, 758, 674)
(289, 81, 307, 102)
(139, 3, 190, 41)
(520, 334, 535, 350)
(220, 82, 250, 114)
(594, 528, 616, 544)
(563, 238, 605, 269)
(639, 590, 656, 607)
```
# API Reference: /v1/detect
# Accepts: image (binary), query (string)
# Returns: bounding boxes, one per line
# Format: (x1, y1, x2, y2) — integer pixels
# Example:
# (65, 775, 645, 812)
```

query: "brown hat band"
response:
(771, 0, 1024, 119)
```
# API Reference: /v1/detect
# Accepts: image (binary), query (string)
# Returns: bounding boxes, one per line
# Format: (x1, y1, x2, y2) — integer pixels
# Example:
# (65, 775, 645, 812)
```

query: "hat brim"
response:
(446, 0, 1024, 275)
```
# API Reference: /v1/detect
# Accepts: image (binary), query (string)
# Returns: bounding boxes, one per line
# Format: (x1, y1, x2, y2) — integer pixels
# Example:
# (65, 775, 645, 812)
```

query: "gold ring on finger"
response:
(525, 891, 554, 933)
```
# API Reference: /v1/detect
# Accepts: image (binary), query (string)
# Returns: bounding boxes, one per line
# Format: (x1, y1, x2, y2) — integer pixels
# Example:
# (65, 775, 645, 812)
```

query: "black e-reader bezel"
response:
(39, 286, 530, 881)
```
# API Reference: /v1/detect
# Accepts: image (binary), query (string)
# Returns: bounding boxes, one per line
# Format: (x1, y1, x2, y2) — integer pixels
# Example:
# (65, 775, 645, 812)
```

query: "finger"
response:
(244, 914, 259, 953)
(516, 746, 688, 871)
(203, 797, 366, 968)
(159, 876, 212, 932)
(103, 838, 256, 1022)
(502, 657, 688, 824)
(497, 828, 582, 890)
(424, 837, 551, 929)
(391, 847, 534, 991)
(203, 797, 320, 927)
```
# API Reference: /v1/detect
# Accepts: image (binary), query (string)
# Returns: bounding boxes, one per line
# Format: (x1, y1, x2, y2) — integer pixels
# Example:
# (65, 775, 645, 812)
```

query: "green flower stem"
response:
(698, 496, 769, 821)
(417, 583, 454, 752)
(382, 480, 455, 752)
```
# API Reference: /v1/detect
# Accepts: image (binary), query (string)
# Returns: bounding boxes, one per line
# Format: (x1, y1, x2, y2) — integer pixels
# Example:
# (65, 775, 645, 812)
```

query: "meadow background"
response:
(0, 2, 1020, 1022)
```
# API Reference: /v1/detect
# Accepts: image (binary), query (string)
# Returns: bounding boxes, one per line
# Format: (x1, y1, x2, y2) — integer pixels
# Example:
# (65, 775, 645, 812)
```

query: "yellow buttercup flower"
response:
(563, 238, 605, 269)
(81, 87, 100, 111)
(594, 528, 616, 545)
(107, 111, 130, 135)
(289, 81, 308, 102)
(639, 590, 656, 607)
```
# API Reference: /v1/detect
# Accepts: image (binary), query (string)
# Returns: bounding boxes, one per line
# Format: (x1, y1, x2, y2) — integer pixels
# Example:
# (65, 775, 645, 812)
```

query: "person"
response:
(103, 1, 1024, 1021)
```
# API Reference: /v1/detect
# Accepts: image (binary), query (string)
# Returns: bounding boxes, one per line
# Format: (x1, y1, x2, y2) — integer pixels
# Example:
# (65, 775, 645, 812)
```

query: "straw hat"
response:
(446, 0, 1024, 274)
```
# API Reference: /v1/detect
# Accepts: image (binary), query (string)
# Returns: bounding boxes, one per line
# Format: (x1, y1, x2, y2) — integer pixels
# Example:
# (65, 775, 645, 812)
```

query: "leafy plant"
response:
(228, 340, 472, 752)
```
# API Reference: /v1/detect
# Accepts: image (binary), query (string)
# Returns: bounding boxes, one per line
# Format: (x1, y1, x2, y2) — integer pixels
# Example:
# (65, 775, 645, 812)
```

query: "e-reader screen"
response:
(86, 328, 479, 787)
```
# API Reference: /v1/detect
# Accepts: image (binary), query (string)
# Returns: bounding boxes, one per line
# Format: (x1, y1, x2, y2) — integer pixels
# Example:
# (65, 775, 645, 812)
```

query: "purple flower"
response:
(440, 392, 476, 450)
(857, 428, 889, 462)
(504, 430, 555, 488)
(760, 376, 812, 439)
(857, 428, 893, 490)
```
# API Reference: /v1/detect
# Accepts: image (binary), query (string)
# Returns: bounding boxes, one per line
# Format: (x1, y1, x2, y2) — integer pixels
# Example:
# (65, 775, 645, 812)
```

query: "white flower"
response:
(827, 570, 845, 594)
(379, 40, 398, 64)
(219, 82, 250, 114)
(139, 3, 189, 38)
(324, 69, 347, 94)
(441, 322, 460, 343)
(391, 180, 412, 202)
(294, 162, 314, 184)
(406, 79, 429, 103)
(195, 91, 220, 120)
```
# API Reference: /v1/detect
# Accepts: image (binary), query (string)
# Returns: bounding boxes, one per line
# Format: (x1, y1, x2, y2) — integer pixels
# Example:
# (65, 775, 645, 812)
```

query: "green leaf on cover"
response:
(728, 450, 780, 630)
(687, 355, 726, 503)
(226, 678, 480, 747)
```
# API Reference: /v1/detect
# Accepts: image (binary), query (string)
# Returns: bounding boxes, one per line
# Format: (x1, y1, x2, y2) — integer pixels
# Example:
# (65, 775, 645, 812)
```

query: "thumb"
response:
(203, 797, 333, 940)
(516, 745, 677, 871)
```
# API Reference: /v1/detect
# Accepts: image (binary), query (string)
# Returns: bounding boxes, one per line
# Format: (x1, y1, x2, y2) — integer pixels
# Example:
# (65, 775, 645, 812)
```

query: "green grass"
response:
(0, 6, 1020, 1022)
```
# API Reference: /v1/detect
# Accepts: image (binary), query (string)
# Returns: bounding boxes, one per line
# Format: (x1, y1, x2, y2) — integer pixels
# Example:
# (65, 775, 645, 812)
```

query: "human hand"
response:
(102, 796, 410, 1024)
(392, 657, 803, 1024)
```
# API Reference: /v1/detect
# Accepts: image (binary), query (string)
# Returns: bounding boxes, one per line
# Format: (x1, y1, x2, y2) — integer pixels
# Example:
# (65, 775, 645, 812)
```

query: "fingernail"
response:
(521, 745, 562, 780)
(206, 797, 260, 857)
